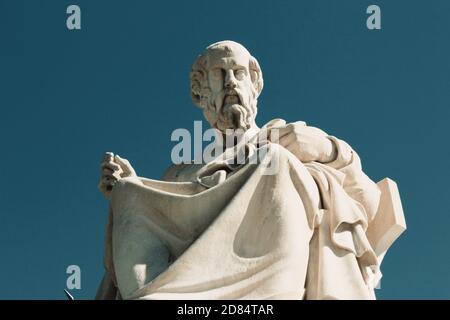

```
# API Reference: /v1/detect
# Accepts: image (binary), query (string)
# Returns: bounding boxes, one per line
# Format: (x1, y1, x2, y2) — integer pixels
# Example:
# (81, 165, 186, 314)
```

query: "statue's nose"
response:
(224, 70, 237, 89)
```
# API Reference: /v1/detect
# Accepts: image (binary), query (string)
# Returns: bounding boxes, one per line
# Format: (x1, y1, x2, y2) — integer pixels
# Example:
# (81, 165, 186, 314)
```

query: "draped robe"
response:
(96, 120, 382, 300)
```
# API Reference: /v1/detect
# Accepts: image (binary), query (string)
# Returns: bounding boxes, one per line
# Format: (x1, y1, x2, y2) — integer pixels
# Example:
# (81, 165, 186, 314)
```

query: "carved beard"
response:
(204, 87, 257, 133)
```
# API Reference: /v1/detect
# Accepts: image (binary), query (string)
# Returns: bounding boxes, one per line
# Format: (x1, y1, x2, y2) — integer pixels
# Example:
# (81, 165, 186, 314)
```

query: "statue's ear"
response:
(190, 70, 205, 108)
(249, 56, 264, 98)
(190, 55, 209, 109)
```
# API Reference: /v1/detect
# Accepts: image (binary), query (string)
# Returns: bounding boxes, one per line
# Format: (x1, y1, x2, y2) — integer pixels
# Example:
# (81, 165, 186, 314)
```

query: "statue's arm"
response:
(267, 121, 380, 220)
(324, 136, 381, 221)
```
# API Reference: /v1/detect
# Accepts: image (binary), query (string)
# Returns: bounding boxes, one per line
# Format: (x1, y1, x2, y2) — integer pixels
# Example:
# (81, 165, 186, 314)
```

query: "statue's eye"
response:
(234, 69, 246, 80)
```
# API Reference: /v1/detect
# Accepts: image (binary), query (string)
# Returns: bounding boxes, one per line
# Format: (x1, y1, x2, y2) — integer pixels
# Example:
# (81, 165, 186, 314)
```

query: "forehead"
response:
(206, 48, 250, 69)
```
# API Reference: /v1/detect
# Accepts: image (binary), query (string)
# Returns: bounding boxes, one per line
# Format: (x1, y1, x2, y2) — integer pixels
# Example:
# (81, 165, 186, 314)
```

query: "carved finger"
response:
(114, 155, 137, 177)
(103, 173, 118, 181)
(305, 125, 328, 137)
(101, 161, 122, 172)
(291, 121, 307, 127)
(270, 124, 294, 139)
(278, 132, 297, 147)
(266, 128, 281, 142)
(103, 152, 114, 162)
(102, 167, 114, 176)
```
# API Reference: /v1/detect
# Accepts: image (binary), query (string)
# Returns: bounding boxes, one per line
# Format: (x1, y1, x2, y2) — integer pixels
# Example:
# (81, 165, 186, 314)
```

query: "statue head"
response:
(190, 41, 264, 133)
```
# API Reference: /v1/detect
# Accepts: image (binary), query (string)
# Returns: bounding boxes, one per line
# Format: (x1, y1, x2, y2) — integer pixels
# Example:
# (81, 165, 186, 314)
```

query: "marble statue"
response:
(96, 41, 406, 300)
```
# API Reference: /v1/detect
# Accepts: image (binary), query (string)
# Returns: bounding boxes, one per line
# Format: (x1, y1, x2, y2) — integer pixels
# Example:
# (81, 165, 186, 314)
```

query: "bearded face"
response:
(206, 66, 258, 132)
(191, 42, 262, 134)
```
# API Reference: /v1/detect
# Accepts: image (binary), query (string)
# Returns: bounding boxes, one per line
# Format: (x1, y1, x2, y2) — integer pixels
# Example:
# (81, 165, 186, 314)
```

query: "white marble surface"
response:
(96, 41, 406, 300)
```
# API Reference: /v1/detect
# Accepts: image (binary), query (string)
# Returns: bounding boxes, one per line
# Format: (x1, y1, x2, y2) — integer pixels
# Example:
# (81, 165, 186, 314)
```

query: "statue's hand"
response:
(98, 152, 137, 198)
(268, 122, 336, 163)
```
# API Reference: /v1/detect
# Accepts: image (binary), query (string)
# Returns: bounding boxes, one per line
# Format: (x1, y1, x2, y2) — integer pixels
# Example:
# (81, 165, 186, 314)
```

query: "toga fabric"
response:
(96, 121, 381, 300)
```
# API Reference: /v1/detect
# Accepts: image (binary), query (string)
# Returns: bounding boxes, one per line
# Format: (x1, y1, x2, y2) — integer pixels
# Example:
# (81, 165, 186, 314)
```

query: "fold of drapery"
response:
(304, 162, 379, 299)
(97, 135, 380, 300)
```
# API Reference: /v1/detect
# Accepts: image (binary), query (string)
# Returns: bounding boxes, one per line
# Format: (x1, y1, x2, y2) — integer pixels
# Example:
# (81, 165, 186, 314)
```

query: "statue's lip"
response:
(223, 95, 240, 105)
(224, 89, 239, 96)
(223, 90, 240, 104)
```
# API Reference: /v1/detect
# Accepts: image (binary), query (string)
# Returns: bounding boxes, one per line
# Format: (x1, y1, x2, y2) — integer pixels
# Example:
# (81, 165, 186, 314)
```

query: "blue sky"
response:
(0, 0, 449, 299)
